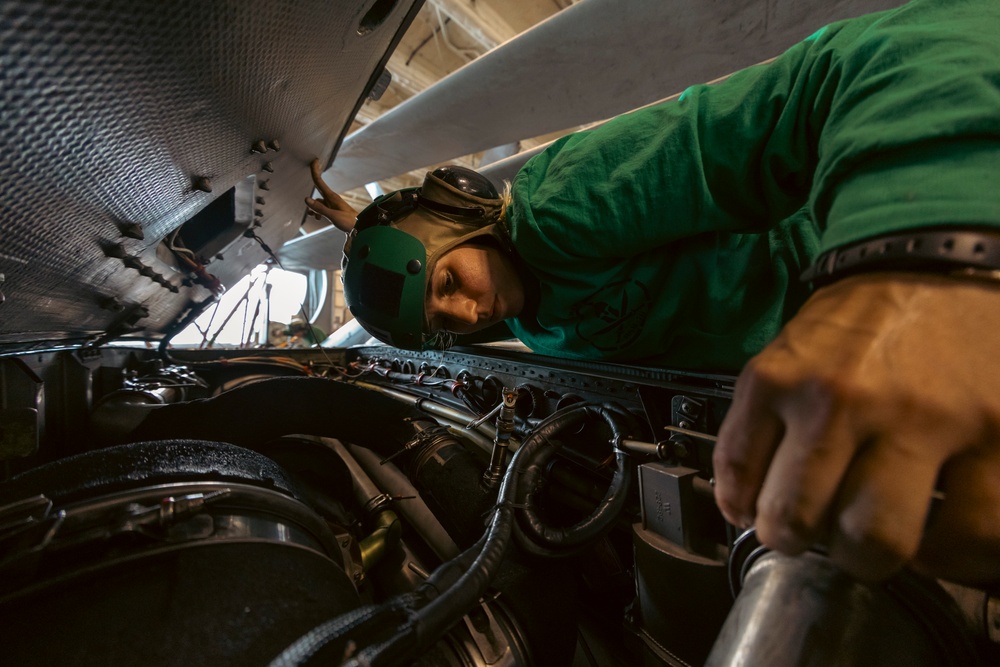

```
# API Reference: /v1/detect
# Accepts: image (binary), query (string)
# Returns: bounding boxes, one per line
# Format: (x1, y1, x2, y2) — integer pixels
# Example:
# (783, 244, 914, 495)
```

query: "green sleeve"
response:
(509, 0, 1000, 264)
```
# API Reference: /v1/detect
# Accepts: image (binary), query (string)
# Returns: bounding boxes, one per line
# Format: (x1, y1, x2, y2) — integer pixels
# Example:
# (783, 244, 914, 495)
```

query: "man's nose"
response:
(443, 294, 478, 325)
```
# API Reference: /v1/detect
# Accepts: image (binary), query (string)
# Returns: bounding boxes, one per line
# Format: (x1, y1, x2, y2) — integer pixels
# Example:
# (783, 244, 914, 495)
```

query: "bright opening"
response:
(171, 265, 309, 348)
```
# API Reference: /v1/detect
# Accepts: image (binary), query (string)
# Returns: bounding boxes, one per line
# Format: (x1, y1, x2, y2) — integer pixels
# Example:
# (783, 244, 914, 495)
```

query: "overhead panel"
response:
(0, 0, 423, 351)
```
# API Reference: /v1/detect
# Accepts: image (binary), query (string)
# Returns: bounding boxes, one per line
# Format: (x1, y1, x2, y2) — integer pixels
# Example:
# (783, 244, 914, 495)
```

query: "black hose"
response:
(513, 404, 633, 558)
(266, 401, 633, 667)
(267, 595, 419, 667)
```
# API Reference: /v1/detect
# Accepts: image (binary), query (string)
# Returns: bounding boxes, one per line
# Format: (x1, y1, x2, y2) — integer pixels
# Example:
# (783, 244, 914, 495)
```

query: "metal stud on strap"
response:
(801, 228, 1000, 285)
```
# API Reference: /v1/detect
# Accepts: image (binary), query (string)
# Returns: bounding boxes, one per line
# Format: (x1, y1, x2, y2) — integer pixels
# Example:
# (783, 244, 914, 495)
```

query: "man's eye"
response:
(443, 271, 455, 293)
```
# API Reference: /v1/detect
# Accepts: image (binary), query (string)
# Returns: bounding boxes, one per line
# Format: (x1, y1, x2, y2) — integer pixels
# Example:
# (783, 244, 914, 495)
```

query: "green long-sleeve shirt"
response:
(504, 0, 1000, 371)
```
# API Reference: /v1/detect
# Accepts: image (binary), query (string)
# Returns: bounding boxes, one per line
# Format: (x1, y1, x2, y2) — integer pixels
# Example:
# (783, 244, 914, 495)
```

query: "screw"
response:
(681, 400, 694, 413)
(678, 420, 692, 430)
(193, 176, 213, 193)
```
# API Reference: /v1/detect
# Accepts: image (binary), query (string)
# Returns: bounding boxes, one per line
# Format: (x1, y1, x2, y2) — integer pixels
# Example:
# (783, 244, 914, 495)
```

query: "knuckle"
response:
(711, 448, 754, 494)
(835, 511, 917, 571)
(755, 496, 816, 554)
(713, 489, 746, 527)
(739, 356, 788, 393)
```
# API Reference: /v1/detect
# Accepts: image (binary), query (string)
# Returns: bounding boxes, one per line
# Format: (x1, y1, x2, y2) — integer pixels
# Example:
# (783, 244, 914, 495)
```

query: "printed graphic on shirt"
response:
(572, 279, 651, 352)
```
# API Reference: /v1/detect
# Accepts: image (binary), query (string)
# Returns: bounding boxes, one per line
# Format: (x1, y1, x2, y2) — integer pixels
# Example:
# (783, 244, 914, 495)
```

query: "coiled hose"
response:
(267, 401, 633, 667)
(513, 403, 633, 558)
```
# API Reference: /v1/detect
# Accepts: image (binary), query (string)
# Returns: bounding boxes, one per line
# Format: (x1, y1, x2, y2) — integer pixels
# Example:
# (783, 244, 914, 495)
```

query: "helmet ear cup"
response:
(342, 226, 428, 350)
(429, 165, 500, 201)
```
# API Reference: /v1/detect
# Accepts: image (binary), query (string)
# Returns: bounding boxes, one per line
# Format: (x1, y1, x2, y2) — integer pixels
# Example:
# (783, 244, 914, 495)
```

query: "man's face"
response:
(425, 242, 525, 334)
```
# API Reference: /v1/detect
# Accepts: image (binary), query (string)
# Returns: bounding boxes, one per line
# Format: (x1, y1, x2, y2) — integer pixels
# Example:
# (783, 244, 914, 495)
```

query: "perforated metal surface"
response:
(0, 0, 421, 351)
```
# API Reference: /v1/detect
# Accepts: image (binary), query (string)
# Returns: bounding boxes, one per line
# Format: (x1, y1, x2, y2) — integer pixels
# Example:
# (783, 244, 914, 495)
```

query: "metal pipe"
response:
(481, 387, 517, 489)
(319, 437, 401, 574)
(355, 380, 498, 444)
(347, 443, 461, 562)
(706, 550, 978, 667)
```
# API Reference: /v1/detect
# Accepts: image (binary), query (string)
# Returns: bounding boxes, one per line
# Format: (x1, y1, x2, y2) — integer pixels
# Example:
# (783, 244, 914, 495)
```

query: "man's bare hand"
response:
(305, 158, 358, 233)
(713, 272, 1000, 584)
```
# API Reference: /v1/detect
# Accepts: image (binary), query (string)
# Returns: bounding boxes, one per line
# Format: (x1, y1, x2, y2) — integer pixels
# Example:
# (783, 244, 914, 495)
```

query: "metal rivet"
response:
(259, 180, 270, 191)
(254, 208, 264, 217)
(267, 139, 281, 151)
(262, 162, 274, 173)
(251, 140, 267, 154)
(406, 259, 422, 274)
(255, 196, 266, 205)
(193, 176, 213, 193)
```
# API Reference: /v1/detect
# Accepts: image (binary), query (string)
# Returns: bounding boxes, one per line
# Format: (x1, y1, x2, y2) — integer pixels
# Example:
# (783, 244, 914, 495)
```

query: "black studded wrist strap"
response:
(800, 228, 1000, 286)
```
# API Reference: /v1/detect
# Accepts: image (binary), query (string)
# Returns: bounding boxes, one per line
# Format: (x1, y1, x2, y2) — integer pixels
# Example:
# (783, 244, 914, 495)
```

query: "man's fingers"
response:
(753, 408, 860, 555)
(714, 366, 786, 529)
(826, 435, 943, 581)
(309, 158, 334, 199)
(309, 158, 355, 214)
(305, 196, 336, 219)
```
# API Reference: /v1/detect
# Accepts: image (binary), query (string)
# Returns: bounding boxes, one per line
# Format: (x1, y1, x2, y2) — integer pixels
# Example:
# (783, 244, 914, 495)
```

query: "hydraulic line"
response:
(320, 437, 401, 574)
(481, 386, 518, 490)
(512, 404, 633, 558)
(267, 401, 633, 667)
(347, 443, 461, 562)
(355, 380, 498, 448)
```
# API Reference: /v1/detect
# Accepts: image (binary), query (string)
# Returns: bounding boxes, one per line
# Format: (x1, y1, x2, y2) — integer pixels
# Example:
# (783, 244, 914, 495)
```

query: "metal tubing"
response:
(347, 443, 461, 562)
(354, 380, 498, 444)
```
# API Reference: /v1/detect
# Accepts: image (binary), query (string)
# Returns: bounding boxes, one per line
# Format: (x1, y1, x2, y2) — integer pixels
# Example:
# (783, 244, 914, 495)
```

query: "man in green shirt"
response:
(308, 0, 1000, 586)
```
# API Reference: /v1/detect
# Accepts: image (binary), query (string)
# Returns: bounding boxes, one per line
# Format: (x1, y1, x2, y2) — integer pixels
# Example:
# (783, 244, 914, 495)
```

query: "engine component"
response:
(0, 440, 359, 667)
(706, 530, 984, 667)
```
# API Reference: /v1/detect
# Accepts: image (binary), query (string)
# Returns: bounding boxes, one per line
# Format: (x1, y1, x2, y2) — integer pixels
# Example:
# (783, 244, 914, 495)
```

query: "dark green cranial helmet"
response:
(342, 166, 508, 350)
